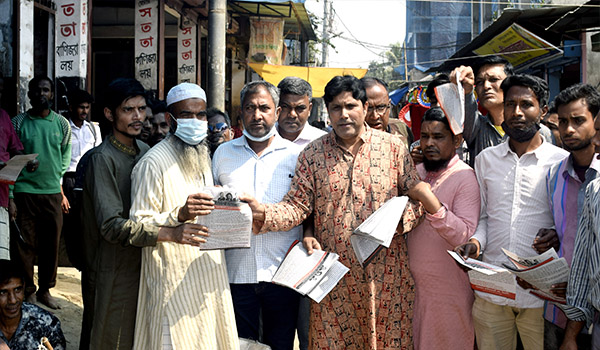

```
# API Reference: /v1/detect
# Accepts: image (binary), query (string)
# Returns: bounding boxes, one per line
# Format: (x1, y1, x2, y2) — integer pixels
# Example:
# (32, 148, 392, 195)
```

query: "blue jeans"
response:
(231, 282, 300, 350)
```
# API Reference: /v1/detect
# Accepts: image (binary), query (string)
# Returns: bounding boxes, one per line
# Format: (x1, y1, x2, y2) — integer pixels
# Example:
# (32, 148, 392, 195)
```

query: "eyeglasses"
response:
(367, 104, 390, 115)
(208, 122, 229, 132)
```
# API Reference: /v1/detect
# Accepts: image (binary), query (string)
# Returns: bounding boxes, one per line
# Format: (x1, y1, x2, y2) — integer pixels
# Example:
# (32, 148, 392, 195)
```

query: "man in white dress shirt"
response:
(130, 83, 239, 350)
(212, 81, 302, 350)
(62, 89, 101, 270)
(276, 77, 326, 147)
(456, 74, 569, 350)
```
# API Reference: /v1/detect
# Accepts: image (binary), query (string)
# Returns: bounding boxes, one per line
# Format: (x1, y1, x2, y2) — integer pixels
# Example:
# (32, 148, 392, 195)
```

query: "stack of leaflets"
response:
(195, 186, 252, 250)
(447, 248, 569, 303)
(271, 241, 349, 303)
(350, 196, 409, 267)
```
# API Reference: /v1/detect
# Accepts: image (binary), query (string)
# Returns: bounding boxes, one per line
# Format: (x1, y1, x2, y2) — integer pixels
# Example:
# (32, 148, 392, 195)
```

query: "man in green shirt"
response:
(11, 76, 71, 310)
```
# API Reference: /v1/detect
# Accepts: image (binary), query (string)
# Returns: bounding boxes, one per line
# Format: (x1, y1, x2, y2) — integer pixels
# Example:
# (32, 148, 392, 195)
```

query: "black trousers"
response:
(13, 192, 63, 295)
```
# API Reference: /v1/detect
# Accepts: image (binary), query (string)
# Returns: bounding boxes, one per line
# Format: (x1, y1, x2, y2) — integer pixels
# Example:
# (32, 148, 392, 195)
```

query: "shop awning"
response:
(432, 0, 599, 72)
(249, 63, 368, 98)
(229, 0, 317, 41)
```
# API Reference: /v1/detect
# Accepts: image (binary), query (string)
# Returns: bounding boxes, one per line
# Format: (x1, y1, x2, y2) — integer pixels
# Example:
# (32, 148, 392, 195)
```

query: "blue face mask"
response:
(174, 118, 208, 145)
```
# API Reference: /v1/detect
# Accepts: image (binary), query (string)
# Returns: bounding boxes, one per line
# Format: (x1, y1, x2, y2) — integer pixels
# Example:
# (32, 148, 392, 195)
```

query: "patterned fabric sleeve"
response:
(47, 314, 67, 350)
(262, 148, 314, 234)
(397, 139, 424, 233)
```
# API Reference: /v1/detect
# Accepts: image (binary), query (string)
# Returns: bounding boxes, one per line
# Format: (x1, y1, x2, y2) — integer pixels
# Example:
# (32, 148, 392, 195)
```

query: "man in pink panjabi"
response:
(407, 107, 481, 350)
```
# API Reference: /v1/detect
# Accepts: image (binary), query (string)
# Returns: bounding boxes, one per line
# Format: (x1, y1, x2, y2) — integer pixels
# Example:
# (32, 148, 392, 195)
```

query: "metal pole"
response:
(208, 0, 226, 110)
(321, 0, 330, 67)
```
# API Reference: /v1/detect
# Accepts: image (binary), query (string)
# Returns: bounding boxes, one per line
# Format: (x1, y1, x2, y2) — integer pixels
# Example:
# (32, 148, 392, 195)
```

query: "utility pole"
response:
(321, 0, 332, 67)
(208, 0, 227, 110)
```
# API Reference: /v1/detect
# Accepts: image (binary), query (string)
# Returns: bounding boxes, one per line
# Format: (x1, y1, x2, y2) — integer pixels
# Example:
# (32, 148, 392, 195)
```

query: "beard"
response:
(501, 121, 540, 143)
(168, 134, 212, 183)
(563, 138, 592, 152)
(423, 157, 451, 172)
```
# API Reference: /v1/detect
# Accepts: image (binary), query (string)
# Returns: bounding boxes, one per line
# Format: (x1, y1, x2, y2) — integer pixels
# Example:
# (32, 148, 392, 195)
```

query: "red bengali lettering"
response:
(181, 27, 192, 35)
(139, 7, 152, 18)
(61, 3, 75, 17)
(181, 50, 192, 60)
(60, 22, 77, 37)
(181, 38, 192, 48)
(140, 22, 152, 33)
(139, 36, 154, 48)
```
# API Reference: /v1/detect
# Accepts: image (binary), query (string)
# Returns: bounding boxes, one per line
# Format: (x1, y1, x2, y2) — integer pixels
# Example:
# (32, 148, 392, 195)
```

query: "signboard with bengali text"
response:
(55, 0, 88, 78)
(135, 0, 159, 90)
(177, 18, 197, 84)
(473, 23, 563, 70)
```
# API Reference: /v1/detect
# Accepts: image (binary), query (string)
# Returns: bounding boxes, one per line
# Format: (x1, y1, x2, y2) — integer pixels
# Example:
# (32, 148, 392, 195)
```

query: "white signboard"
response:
(55, 0, 88, 78)
(135, 0, 159, 90)
(177, 18, 197, 84)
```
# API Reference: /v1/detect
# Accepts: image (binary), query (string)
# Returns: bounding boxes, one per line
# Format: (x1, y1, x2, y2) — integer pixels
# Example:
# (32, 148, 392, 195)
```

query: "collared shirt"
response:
(464, 93, 554, 166)
(68, 119, 101, 172)
(0, 302, 66, 350)
(212, 134, 303, 283)
(472, 140, 568, 308)
(545, 154, 600, 327)
(565, 177, 600, 325)
(12, 109, 71, 194)
(277, 122, 327, 148)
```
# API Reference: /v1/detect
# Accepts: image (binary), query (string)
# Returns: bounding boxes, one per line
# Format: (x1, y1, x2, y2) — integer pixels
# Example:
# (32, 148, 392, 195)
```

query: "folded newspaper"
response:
(351, 196, 409, 267)
(271, 240, 349, 303)
(501, 248, 569, 304)
(195, 186, 252, 250)
(0, 154, 38, 184)
(447, 250, 516, 299)
(447, 248, 569, 303)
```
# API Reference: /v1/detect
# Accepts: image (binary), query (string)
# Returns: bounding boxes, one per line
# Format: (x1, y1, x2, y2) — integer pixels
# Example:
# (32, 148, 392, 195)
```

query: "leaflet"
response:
(351, 196, 409, 267)
(501, 248, 569, 304)
(447, 248, 569, 303)
(434, 72, 465, 135)
(196, 186, 252, 250)
(0, 154, 38, 184)
(271, 241, 349, 303)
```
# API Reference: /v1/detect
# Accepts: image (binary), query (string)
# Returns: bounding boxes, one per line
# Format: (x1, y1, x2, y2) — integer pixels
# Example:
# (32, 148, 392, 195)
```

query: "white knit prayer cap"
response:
(166, 83, 207, 106)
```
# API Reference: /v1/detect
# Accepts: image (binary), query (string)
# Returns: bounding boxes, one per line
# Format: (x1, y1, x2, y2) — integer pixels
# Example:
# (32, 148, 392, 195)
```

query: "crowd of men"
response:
(0, 53, 599, 350)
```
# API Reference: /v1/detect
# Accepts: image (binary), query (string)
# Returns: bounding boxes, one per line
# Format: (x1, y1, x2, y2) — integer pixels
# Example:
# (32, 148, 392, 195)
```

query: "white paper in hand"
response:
(434, 72, 465, 135)
(351, 196, 409, 266)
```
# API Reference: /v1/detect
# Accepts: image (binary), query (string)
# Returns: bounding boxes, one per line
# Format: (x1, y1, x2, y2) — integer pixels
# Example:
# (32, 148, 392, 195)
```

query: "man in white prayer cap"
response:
(130, 83, 240, 349)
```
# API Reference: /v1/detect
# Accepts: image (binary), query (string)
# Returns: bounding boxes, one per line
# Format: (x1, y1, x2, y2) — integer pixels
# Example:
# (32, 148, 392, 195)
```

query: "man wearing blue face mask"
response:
(212, 81, 303, 350)
(129, 83, 239, 349)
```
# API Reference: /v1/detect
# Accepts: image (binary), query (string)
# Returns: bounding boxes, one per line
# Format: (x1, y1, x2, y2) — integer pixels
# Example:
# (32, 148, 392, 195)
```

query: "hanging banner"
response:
(248, 63, 367, 98)
(249, 18, 284, 65)
(473, 23, 563, 70)
(177, 18, 197, 84)
(55, 0, 88, 78)
(135, 0, 159, 90)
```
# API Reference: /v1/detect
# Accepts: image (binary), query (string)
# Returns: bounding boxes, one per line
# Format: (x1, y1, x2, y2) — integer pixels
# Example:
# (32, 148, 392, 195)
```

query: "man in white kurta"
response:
(130, 83, 238, 350)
